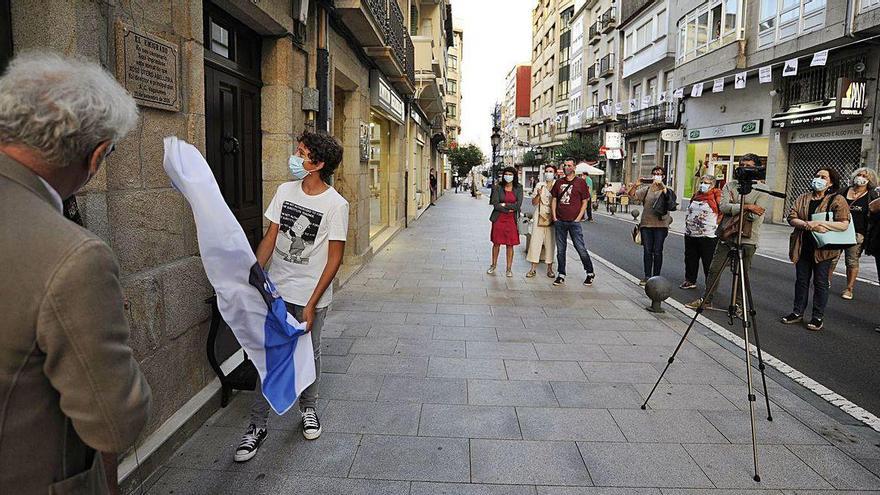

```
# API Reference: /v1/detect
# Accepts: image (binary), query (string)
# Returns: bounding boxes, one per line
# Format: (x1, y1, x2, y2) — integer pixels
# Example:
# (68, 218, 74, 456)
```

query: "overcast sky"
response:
(453, 0, 535, 159)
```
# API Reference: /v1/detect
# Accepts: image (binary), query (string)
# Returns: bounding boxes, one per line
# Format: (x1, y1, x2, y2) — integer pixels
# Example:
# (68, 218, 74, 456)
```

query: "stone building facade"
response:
(2, 0, 454, 485)
(530, 0, 574, 154)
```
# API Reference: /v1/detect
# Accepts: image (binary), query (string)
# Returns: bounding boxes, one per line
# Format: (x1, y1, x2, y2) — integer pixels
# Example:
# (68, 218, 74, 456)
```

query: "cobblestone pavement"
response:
(146, 191, 880, 494)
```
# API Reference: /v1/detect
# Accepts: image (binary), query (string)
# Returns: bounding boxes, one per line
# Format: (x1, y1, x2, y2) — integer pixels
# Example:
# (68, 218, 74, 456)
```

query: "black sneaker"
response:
(806, 317, 823, 331)
(679, 281, 697, 290)
(583, 274, 595, 286)
(302, 407, 322, 440)
(780, 313, 803, 324)
(234, 424, 267, 462)
(553, 276, 565, 286)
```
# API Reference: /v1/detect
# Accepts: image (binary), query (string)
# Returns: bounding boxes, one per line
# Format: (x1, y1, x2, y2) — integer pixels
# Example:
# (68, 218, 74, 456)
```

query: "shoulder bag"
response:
(811, 195, 857, 250)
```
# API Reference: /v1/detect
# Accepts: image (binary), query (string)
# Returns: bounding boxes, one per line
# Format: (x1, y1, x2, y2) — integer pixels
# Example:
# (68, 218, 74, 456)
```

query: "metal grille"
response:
(784, 139, 861, 212)
(780, 56, 866, 109)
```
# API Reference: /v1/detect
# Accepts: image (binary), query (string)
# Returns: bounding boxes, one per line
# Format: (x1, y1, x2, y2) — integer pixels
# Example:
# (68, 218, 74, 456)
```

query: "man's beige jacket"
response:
(0, 154, 151, 494)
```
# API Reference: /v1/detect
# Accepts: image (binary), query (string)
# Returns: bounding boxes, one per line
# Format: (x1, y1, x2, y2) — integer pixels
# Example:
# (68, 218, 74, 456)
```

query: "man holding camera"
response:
(686, 153, 771, 310)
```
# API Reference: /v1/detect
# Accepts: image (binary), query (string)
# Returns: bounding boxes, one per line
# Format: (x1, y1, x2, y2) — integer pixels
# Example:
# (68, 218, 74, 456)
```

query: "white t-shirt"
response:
(265, 181, 349, 308)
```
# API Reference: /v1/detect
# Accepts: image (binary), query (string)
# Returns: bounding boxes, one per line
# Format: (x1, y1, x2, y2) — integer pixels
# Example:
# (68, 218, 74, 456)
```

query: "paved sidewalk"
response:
(594, 201, 879, 284)
(145, 192, 880, 494)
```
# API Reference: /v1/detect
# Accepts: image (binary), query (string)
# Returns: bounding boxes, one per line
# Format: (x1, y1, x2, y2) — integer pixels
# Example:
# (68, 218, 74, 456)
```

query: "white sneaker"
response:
(487, 265, 496, 275)
(301, 407, 322, 440)
(234, 424, 267, 462)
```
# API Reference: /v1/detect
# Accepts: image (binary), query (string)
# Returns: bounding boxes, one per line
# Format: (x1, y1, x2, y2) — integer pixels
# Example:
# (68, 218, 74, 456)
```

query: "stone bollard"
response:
(644, 276, 671, 313)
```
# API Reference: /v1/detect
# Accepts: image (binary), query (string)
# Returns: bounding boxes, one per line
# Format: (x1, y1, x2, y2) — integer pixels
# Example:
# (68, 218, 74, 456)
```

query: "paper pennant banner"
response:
(659, 91, 668, 103)
(783, 58, 798, 77)
(691, 83, 704, 97)
(614, 102, 624, 114)
(734, 71, 747, 89)
(759, 66, 772, 84)
(811, 49, 828, 67)
(629, 99, 638, 112)
(673, 87, 685, 98)
(601, 104, 611, 116)
(713, 78, 724, 93)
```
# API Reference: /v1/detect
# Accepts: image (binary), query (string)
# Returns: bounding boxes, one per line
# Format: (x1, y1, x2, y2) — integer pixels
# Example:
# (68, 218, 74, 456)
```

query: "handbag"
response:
(632, 225, 642, 245)
(810, 211, 857, 250)
(651, 189, 678, 217)
(717, 213, 753, 242)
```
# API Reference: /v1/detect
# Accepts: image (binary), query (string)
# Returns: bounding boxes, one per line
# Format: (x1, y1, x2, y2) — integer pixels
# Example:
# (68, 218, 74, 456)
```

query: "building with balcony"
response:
(618, 0, 679, 186)
(668, 0, 880, 222)
(444, 26, 463, 189)
(501, 64, 533, 182)
(529, 0, 574, 155)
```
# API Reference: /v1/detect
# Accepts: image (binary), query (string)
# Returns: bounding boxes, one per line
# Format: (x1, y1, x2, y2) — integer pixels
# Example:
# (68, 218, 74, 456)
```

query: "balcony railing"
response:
(337, 0, 415, 94)
(621, 101, 677, 131)
(600, 53, 615, 76)
(588, 22, 601, 44)
(598, 99, 615, 120)
(600, 8, 617, 33)
(585, 105, 600, 123)
(587, 64, 599, 84)
(779, 55, 865, 110)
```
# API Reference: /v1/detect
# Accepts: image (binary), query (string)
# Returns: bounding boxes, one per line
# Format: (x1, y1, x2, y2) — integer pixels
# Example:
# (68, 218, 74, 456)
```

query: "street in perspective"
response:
(2, 0, 880, 494)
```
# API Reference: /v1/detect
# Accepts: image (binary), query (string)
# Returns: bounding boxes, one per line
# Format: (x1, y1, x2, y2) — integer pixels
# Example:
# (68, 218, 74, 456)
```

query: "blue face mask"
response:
(288, 155, 310, 180)
(811, 177, 828, 192)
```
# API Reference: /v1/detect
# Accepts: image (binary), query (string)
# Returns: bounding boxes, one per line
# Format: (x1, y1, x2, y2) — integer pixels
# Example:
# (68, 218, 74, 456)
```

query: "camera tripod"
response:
(641, 181, 773, 483)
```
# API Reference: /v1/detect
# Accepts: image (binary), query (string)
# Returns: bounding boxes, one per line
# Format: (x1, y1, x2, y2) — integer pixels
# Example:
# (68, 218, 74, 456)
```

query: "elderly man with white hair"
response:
(0, 53, 151, 494)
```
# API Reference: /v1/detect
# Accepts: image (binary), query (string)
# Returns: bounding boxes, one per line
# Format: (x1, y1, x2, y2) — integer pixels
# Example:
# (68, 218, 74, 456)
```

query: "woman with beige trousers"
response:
(526, 164, 558, 278)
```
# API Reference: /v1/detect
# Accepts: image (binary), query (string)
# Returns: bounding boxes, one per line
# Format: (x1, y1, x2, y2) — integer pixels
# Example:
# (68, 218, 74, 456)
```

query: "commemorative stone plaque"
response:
(115, 22, 180, 112)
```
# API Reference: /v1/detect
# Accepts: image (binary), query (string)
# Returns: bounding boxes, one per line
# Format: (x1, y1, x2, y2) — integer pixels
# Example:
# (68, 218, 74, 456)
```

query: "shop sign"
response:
(836, 78, 866, 118)
(604, 132, 623, 148)
(370, 70, 405, 125)
(787, 124, 864, 143)
(115, 22, 180, 112)
(686, 119, 762, 141)
(606, 148, 624, 159)
(660, 129, 683, 142)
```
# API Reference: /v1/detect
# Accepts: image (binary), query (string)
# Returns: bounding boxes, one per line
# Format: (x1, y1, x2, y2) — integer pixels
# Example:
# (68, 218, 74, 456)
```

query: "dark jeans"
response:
(793, 256, 833, 319)
(586, 200, 593, 221)
(684, 235, 719, 284)
(640, 227, 668, 279)
(703, 242, 757, 304)
(555, 220, 594, 277)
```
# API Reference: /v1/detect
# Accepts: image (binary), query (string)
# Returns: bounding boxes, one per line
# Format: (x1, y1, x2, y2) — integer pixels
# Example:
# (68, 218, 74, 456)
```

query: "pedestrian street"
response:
(146, 192, 880, 494)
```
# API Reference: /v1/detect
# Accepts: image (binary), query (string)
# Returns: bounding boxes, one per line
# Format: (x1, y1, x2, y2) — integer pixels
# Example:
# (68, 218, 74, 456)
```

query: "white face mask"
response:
(653, 175, 664, 183)
(854, 176, 868, 187)
(811, 177, 828, 192)
(698, 183, 710, 193)
(544, 172, 555, 181)
(503, 174, 514, 183)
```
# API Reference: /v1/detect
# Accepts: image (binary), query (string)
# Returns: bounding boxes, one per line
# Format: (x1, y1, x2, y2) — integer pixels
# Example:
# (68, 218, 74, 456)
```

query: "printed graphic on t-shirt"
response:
(559, 183, 574, 205)
(276, 202, 322, 265)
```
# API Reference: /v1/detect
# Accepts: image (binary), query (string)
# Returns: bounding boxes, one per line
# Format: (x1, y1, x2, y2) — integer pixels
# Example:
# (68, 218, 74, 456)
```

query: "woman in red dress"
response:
(488, 166, 524, 277)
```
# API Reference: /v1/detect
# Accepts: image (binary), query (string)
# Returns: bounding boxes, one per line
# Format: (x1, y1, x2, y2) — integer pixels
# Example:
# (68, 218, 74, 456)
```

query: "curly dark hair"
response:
(298, 131, 343, 182)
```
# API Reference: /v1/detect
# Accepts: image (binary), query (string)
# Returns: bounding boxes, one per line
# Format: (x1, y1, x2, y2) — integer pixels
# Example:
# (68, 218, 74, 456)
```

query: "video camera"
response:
(733, 165, 767, 195)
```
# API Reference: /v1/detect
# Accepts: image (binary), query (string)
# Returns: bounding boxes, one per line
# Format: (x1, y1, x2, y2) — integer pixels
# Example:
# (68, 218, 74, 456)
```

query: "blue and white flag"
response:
(163, 136, 315, 415)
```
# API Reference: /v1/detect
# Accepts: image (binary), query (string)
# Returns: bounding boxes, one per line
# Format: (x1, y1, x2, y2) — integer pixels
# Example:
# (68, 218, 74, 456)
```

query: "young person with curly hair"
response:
(235, 131, 349, 461)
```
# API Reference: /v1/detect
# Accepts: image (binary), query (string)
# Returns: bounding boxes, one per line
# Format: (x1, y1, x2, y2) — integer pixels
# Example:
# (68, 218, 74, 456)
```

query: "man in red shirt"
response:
(550, 158, 596, 286)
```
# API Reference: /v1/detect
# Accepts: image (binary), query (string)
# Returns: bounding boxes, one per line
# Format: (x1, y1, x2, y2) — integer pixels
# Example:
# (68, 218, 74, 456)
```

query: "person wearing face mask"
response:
(488, 166, 524, 277)
(681, 174, 722, 290)
(550, 158, 596, 286)
(686, 153, 771, 311)
(526, 165, 558, 278)
(237, 131, 349, 460)
(0, 53, 151, 495)
(630, 166, 675, 286)
(829, 168, 879, 300)
(782, 168, 851, 331)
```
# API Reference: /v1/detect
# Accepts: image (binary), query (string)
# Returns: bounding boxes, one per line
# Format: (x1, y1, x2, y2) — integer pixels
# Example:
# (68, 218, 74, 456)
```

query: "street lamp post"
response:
(490, 126, 501, 180)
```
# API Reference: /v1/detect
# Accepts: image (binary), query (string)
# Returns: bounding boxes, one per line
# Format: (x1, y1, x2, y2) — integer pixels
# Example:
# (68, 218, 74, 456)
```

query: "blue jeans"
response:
(793, 256, 832, 319)
(640, 227, 668, 279)
(554, 220, 594, 277)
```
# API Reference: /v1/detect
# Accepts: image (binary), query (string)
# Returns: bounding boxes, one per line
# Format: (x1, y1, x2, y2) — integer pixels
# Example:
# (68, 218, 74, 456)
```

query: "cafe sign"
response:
(687, 119, 762, 141)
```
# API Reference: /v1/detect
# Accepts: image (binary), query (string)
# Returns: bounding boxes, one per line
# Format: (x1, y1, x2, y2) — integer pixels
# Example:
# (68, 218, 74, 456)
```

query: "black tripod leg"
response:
(641, 255, 730, 409)
(743, 269, 773, 421)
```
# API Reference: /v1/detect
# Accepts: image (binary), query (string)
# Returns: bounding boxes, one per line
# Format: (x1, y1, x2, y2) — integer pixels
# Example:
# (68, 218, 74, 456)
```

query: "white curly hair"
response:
(851, 167, 878, 189)
(0, 52, 138, 168)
